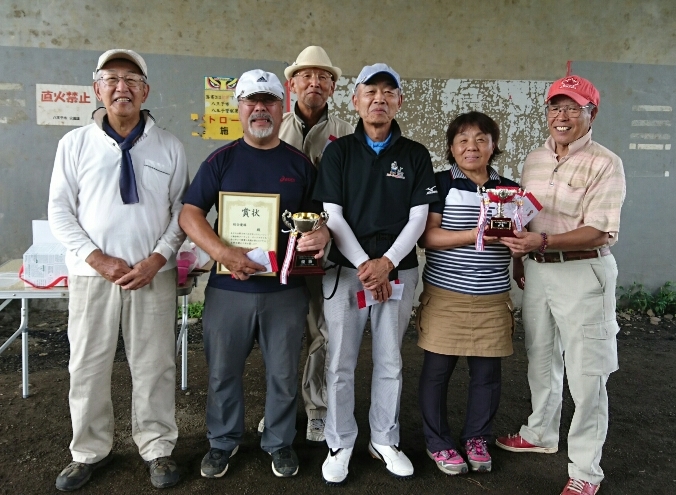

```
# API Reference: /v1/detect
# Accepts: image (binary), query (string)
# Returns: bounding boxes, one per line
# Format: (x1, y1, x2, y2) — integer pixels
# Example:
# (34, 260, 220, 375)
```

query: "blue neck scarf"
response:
(103, 114, 145, 204)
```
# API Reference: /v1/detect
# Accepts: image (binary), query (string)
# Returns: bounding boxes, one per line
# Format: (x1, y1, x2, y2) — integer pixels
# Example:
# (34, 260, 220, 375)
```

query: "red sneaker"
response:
(495, 433, 557, 454)
(560, 478, 600, 495)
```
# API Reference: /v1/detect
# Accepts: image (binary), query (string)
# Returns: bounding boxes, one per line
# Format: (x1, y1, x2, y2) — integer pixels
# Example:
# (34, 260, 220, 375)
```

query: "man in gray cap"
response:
(179, 69, 330, 479)
(49, 49, 189, 490)
(257, 46, 353, 446)
(313, 63, 438, 484)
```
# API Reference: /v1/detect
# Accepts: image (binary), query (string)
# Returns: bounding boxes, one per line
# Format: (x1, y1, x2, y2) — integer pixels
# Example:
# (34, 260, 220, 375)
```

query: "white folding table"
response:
(0, 259, 200, 397)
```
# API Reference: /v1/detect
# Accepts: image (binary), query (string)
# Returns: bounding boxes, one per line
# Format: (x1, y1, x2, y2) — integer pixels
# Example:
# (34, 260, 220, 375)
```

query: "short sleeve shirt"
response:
(182, 138, 318, 292)
(423, 164, 518, 295)
(522, 129, 626, 246)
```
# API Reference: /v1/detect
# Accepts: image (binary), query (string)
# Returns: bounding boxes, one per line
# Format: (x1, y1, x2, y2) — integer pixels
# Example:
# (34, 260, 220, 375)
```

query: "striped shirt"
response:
(422, 164, 518, 295)
(522, 129, 626, 246)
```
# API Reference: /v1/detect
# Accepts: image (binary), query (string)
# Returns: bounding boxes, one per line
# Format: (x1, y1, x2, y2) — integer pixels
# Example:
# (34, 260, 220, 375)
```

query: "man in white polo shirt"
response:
(48, 48, 188, 491)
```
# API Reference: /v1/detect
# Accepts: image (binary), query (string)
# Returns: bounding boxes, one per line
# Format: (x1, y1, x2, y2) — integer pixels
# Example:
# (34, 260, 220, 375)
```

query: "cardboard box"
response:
(21, 221, 68, 288)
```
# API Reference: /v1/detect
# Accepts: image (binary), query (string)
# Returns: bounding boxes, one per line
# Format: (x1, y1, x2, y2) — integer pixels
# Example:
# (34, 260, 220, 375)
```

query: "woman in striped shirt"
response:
(416, 111, 517, 477)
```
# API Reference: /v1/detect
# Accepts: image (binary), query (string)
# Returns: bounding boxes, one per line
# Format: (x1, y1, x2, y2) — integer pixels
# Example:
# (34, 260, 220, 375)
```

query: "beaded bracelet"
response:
(539, 232, 548, 254)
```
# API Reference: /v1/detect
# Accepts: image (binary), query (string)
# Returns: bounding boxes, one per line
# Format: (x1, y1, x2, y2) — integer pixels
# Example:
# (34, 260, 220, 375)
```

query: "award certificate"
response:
(217, 192, 280, 275)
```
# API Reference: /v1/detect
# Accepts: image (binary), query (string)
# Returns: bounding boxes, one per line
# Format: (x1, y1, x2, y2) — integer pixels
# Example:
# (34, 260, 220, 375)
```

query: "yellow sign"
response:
(202, 77, 243, 140)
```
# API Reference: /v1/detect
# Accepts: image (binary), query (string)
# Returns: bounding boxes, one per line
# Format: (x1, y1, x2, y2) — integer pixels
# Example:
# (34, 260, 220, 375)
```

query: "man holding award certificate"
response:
(313, 63, 438, 484)
(178, 69, 330, 479)
(496, 75, 626, 495)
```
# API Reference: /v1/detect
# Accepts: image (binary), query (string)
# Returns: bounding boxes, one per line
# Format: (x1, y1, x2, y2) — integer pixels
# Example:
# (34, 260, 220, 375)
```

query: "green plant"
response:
(177, 301, 204, 319)
(618, 282, 676, 316)
(618, 282, 653, 313)
(652, 282, 676, 316)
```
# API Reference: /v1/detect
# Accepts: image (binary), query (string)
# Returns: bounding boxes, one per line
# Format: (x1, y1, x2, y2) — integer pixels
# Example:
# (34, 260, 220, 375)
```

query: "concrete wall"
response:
(1, 0, 675, 302)
(2, 1, 675, 80)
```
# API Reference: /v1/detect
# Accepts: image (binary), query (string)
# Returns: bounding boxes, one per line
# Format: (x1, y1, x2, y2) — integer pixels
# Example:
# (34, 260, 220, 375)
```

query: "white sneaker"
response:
(321, 447, 353, 485)
(257, 417, 265, 437)
(306, 418, 326, 445)
(368, 441, 414, 478)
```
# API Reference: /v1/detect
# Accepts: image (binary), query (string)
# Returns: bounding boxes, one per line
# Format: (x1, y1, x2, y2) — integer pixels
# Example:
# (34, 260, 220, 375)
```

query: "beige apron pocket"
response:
(416, 292, 431, 335)
(582, 320, 619, 375)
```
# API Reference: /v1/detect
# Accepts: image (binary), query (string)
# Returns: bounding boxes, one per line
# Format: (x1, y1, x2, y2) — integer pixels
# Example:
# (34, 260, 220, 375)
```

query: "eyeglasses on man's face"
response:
(293, 70, 333, 84)
(97, 73, 146, 89)
(238, 96, 281, 107)
(546, 104, 593, 118)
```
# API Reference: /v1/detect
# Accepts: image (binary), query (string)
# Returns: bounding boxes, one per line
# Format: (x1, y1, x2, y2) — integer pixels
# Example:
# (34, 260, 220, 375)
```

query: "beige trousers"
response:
(67, 270, 178, 463)
(301, 275, 329, 419)
(519, 255, 619, 484)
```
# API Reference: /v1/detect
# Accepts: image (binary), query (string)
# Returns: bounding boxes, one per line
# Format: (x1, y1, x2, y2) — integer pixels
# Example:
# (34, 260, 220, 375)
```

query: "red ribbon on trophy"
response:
(280, 210, 329, 285)
(475, 186, 532, 251)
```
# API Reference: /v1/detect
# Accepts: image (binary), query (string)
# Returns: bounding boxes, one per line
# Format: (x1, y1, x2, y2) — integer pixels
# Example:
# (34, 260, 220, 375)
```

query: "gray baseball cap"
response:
(353, 63, 401, 93)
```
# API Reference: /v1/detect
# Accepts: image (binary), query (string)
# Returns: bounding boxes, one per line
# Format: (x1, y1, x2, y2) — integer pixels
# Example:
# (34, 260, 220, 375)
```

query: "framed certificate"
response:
(217, 192, 280, 275)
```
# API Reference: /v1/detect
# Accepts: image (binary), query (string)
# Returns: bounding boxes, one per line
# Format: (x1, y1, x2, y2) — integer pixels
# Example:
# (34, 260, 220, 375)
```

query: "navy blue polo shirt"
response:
(183, 138, 318, 293)
(313, 119, 438, 269)
(422, 164, 519, 295)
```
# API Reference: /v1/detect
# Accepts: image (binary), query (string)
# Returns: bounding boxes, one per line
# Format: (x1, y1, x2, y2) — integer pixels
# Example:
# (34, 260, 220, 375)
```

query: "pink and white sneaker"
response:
(465, 437, 492, 472)
(426, 449, 468, 475)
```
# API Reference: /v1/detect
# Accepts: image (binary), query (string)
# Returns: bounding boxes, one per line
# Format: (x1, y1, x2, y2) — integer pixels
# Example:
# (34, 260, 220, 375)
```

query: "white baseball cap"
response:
(94, 49, 148, 79)
(235, 70, 284, 100)
(354, 63, 401, 93)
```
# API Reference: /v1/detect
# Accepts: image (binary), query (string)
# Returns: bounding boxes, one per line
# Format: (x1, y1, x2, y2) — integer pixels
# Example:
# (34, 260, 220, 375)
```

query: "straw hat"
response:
(284, 46, 342, 81)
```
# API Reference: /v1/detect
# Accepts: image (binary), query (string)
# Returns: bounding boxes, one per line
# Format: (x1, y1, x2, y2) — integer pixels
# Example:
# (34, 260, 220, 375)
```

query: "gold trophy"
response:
(281, 210, 329, 276)
(483, 188, 517, 237)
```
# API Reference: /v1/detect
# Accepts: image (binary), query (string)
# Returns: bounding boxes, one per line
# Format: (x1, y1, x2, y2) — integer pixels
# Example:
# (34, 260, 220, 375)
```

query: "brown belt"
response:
(529, 247, 611, 263)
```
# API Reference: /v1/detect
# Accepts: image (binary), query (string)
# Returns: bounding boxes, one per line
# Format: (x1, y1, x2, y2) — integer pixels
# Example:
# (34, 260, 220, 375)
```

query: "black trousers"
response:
(419, 350, 502, 453)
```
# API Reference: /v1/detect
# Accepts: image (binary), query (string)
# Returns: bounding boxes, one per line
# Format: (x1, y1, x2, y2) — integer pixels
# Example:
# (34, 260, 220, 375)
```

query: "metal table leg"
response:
(21, 298, 29, 398)
(181, 294, 188, 390)
(176, 293, 189, 390)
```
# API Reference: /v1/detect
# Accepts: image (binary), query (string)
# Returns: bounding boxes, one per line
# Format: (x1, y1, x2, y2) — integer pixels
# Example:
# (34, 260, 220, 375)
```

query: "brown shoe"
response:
(560, 477, 600, 495)
(495, 433, 557, 454)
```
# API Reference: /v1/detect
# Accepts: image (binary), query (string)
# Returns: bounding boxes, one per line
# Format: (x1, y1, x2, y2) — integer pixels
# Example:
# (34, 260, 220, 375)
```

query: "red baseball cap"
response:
(546, 75, 600, 107)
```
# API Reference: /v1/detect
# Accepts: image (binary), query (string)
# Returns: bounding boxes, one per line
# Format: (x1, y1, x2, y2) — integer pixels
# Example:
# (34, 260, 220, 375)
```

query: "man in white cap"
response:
(257, 46, 353, 446)
(313, 63, 438, 484)
(49, 49, 189, 490)
(179, 69, 330, 479)
(497, 75, 626, 495)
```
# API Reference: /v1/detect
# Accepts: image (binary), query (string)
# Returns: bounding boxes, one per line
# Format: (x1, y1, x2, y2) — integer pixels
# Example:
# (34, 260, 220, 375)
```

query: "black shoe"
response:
(146, 456, 180, 489)
(55, 453, 113, 492)
(270, 446, 299, 477)
(200, 445, 239, 478)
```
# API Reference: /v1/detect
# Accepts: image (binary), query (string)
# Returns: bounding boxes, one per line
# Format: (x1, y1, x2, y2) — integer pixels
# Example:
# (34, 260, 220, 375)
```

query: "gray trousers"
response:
(202, 286, 308, 453)
(323, 266, 418, 449)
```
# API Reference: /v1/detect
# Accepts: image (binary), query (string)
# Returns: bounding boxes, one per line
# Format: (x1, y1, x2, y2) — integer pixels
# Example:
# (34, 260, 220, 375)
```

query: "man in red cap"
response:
(496, 75, 626, 495)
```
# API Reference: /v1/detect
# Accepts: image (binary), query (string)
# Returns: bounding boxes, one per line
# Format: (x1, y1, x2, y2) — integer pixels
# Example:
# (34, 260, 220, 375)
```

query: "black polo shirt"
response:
(313, 119, 438, 269)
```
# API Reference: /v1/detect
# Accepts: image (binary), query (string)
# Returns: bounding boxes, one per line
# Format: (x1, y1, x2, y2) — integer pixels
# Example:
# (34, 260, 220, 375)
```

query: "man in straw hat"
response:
(49, 48, 189, 490)
(255, 46, 354, 446)
(497, 75, 626, 495)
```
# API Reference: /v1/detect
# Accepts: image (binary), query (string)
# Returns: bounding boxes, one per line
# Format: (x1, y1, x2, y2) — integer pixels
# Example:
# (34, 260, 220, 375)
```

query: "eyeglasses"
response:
(97, 74, 146, 89)
(238, 96, 281, 107)
(293, 70, 333, 83)
(546, 104, 592, 118)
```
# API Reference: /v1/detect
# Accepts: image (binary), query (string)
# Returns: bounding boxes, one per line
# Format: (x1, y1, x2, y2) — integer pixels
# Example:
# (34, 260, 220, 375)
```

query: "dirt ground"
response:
(0, 302, 674, 495)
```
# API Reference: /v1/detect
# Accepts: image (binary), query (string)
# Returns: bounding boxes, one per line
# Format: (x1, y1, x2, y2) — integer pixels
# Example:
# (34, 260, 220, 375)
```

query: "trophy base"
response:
(484, 218, 515, 237)
(289, 251, 325, 276)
